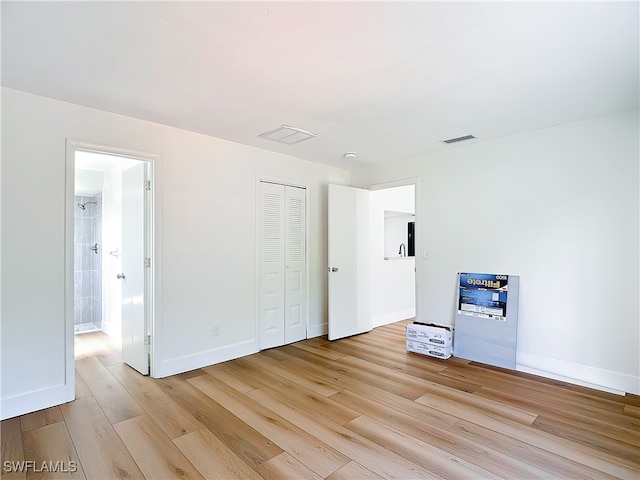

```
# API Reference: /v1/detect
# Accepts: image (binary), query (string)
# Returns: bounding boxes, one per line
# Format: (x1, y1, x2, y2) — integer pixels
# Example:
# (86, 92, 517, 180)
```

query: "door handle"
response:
(116, 273, 126, 280)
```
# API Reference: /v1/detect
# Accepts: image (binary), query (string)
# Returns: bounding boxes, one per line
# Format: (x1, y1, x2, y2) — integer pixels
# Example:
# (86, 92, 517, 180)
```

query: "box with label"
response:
(406, 322, 453, 347)
(406, 339, 452, 359)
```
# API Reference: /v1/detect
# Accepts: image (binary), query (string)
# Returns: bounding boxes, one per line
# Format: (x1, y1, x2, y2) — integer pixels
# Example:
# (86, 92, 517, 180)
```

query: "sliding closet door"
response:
(258, 181, 306, 350)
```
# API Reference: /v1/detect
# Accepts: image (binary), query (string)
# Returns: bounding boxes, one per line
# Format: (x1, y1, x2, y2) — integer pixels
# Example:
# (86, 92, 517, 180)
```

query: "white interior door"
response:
(284, 186, 306, 344)
(258, 182, 307, 349)
(258, 182, 286, 349)
(328, 184, 371, 340)
(121, 163, 149, 374)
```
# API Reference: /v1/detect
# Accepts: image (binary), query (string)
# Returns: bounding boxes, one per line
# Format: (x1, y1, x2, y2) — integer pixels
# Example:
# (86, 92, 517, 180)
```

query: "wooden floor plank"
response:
(19, 408, 63, 434)
(325, 460, 384, 480)
(254, 452, 323, 480)
(73, 373, 92, 400)
(108, 362, 201, 439)
(417, 393, 638, 478)
(1, 417, 26, 480)
(244, 387, 444, 479)
(60, 397, 144, 480)
(240, 352, 342, 397)
(331, 390, 562, 480)
(113, 415, 204, 480)
(475, 385, 640, 446)
(173, 429, 263, 480)
(187, 374, 350, 478)
(345, 414, 501, 480)
(156, 375, 282, 469)
(21, 422, 85, 480)
(75, 357, 144, 425)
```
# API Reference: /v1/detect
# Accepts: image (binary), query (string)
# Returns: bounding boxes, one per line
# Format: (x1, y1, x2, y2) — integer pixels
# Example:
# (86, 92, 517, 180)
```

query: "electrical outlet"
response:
(212, 325, 220, 337)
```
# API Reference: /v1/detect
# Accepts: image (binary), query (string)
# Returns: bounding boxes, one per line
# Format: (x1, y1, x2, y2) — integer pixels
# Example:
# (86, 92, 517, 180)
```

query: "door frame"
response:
(255, 175, 310, 349)
(65, 140, 161, 383)
(365, 177, 420, 323)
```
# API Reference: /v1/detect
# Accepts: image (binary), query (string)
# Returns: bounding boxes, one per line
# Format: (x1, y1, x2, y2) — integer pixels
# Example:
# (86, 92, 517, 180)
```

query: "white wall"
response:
(0, 87, 349, 419)
(370, 186, 416, 326)
(352, 110, 640, 395)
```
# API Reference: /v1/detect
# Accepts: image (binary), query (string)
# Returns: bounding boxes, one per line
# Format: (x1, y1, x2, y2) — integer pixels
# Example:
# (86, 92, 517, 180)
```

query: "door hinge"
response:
(144, 335, 151, 346)
(145, 257, 151, 268)
(145, 180, 151, 191)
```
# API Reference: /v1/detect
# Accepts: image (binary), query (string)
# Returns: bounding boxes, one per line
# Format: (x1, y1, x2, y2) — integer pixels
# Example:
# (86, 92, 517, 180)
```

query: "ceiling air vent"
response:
(442, 134, 476, 144)
(259, 124, 317, 145)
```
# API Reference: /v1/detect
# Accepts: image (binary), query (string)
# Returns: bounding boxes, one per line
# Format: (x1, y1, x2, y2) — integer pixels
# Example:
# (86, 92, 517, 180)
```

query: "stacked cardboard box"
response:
(406, 322, 453, 359)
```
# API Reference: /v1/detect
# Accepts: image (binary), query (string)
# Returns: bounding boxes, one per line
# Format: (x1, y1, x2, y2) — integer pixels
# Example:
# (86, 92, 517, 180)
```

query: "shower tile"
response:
(94, 216, 102, 245)
(82, 246, 92, 270)
(82, 270, 92, 297)
(92, 299, 102, 324)
(74, 246, 83, 271)
(74, 298, 82, 325)
(81, 217, 92, 243)
(81, 297, 92, 324)
(92, 270, 101, 298)
(74, 271, 82, 298)
(74, 219, 81, 244)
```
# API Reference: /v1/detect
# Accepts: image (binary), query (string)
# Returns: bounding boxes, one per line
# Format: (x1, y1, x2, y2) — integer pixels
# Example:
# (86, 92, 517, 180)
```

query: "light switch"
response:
(423, 250, 430, 259)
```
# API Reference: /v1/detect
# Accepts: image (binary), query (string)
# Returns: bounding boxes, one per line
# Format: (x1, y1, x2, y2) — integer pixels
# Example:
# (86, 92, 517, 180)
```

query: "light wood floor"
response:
(2, 320, 639, 479)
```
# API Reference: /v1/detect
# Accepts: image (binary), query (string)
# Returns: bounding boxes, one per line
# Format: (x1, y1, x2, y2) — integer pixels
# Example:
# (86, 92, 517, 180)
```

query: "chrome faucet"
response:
(398, 243, 406, 257)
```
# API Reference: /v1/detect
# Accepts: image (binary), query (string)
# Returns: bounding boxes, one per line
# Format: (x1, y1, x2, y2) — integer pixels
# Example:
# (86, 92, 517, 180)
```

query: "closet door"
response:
(258, 182, 307, 349)
(284, 186, 306, 344)
(258, 182, 285, 349)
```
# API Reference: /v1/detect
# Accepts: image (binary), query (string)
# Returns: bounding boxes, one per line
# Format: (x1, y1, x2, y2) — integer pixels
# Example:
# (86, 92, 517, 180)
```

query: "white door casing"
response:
(328, 184, 371, 340)
(258, 181, 307, 349)
(121, 162, 149, 374)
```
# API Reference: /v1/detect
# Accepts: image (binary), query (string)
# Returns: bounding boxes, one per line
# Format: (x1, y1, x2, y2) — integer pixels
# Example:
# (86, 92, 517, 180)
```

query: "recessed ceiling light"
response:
(259, 124, 317, 144)
(441, 134, 476, 144)
(344, 152, 357, 159)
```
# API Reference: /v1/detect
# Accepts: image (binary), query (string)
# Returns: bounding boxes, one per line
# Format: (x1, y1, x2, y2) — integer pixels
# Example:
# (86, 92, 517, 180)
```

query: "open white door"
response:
(328, 184, 371, 340)
(120, 163, 149, 374)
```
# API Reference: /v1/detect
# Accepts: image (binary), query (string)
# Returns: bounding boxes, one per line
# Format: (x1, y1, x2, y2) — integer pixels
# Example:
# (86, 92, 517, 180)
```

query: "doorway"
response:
(327, 180, 418, 339)
(66, 141, 157, 378)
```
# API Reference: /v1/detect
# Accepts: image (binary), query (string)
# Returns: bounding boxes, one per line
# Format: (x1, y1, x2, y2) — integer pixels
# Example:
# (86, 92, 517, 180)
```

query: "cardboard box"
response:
(406, 339, 452, 359)
(406, 322, 453, 347)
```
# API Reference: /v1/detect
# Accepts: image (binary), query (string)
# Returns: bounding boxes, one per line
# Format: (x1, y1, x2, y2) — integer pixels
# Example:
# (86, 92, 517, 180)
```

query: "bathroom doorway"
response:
(67, 141, 157, 376)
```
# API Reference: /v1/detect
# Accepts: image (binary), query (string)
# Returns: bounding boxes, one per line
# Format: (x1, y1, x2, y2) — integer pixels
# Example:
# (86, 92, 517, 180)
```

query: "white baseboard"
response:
(516, 351, 639, 395)
(153, 340, 258, 378)
(373, 308, 415, 328)
(1, 384, 74, 421)
(307, 322, 327, 338)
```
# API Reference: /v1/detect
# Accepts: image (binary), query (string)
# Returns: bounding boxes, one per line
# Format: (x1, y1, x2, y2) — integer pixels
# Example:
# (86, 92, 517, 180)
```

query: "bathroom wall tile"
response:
(82, 270, 92, 297)
(74, 246, 83, 271)
(82, 245, 92, 270)
(81, 217, 92, 243)
(94, 215, 102, 245)
(74, 298, 82, 325)
(92, 298, 102, 325)
(81, 297, 92, 324)
(74, 271, 82, 299)
(92, 270, 101, 298)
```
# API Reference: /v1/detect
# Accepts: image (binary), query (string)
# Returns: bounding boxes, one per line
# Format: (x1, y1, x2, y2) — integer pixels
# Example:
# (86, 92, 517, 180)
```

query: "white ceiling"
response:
(2, 1, 638, 169)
